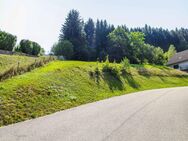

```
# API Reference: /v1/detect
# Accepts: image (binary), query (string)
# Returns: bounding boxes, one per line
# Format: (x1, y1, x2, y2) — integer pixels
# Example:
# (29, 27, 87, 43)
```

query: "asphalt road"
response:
(0, 87, 188, 141)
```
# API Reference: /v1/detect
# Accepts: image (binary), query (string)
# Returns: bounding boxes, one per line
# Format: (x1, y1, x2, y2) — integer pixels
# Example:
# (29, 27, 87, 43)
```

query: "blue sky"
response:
(0, 0, 188, 52)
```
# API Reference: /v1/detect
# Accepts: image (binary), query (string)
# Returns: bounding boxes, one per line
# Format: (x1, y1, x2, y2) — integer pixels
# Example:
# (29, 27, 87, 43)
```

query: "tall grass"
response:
(0, 56, 56, 81)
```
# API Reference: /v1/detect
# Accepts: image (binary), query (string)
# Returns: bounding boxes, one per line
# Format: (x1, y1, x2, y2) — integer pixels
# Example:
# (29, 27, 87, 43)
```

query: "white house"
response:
(167, 50, 188, 72)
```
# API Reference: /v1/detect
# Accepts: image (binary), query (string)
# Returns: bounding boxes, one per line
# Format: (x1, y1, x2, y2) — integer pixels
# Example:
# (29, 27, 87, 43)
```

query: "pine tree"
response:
(59, 9, 88, 60)
(84, 18, 95, 48)
(95, 19, 114, 60)
(59, 10, 83, 42)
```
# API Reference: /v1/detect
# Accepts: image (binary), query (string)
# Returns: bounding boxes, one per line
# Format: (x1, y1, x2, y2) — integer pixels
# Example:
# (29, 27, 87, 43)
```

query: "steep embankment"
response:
(0, 60, 188, 126)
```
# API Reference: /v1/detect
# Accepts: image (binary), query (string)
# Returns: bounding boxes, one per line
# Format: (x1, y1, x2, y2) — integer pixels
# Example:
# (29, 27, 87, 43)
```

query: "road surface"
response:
(0, 87, 188, 141)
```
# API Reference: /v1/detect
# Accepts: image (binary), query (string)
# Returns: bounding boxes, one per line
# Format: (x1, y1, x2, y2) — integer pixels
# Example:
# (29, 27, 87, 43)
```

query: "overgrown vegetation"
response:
(121, 57, 131, 73)
(0, 54, 56, 81)
(0, 61, 188, 127)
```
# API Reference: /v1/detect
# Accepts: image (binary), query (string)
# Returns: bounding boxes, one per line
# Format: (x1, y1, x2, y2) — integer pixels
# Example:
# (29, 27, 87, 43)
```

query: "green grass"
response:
(0, 54, 55, 81)
(0, 60, 188, 126)
(0, 54, 38, 72)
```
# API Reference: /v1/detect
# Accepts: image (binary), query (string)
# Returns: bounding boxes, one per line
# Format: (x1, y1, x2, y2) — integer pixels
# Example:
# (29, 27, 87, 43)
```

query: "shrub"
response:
(121, 57, 130, 73)
(89, 61, 101, 84)
(102, 55, 110, 70)
(102, 56, 120, 79)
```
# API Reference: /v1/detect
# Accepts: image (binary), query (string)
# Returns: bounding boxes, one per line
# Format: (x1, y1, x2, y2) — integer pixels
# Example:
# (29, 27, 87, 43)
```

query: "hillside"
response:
(0, 60, 188, 126)
(0, 54, 37, 72)
(0, 54, 55, 81)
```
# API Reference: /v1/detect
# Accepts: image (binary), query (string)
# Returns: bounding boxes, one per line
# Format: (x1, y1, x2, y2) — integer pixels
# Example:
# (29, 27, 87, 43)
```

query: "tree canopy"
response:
(0, 30, 44, 56)
(51, 40, 74, 59)
(17, 39, 44, 56)
(0, 31, 17, 51)
(59, 10, 87, 60)
(51, 10, 188, 65)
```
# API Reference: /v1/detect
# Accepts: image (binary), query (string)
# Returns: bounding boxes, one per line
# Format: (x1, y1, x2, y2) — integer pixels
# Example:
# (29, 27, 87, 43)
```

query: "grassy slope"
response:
(0, 61, 188, 126)
(0, 54, 37, 72)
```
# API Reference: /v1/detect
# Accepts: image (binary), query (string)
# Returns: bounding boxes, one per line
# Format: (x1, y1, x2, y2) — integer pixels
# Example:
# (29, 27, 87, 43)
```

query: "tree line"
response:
(129, 25, 188, 52)
(0, 30, 44, 56)
(52, 10, 187, 65)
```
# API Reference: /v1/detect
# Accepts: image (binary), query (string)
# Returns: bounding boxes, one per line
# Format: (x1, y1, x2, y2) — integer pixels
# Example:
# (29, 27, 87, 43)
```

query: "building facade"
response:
(167, 50, 188, 71)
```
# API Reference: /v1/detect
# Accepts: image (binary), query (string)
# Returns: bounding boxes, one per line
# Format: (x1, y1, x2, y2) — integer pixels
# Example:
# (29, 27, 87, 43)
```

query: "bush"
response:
(102, 56, 120, 79)
(121, 57, 130, 73)
(102, 55, 110, 69)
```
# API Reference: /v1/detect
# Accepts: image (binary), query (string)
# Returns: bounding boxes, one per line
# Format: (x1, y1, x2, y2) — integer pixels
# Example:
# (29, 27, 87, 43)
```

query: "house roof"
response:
(167, 49, 188, 65)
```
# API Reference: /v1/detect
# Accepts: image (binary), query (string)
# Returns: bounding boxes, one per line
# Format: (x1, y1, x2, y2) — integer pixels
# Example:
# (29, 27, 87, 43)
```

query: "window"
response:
(173, 64, 179, 69)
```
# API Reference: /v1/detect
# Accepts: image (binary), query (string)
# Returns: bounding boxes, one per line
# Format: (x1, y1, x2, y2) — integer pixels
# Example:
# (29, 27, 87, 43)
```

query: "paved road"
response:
(0, 87, 188, 141)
